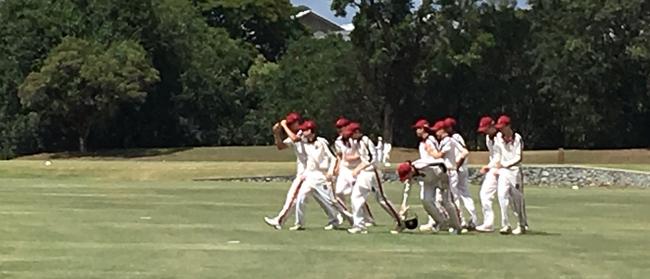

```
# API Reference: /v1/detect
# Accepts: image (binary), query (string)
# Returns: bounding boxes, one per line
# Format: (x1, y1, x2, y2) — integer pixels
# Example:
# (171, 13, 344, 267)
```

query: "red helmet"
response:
(431, 120, 447, 131)
(299, 120, 317, 131)
(285, 112, 302, 125)
(495, 115, 511, 129)
(411, 118, 430, 129)
(335, 117, 350, 128)
(397, 162, 413, 182)
(444, 117, 457, 128)
(477, 116, 494, 133)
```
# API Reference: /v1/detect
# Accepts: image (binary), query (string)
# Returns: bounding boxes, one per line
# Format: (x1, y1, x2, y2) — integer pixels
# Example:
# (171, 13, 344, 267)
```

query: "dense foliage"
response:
(1, 0, 648, 157)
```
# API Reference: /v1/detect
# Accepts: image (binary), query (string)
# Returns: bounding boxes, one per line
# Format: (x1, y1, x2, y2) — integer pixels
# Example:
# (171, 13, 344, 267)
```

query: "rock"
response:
(198, 167, 650, 189)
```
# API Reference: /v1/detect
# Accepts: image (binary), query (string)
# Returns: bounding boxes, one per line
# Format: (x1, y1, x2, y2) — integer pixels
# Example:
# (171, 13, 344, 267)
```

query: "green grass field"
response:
(1, 160, 649, 278)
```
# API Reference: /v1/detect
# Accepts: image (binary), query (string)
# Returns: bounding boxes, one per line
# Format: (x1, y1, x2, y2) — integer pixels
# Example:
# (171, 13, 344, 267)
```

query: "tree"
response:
(332, 0, 421, 143)
(152, 0, 257, 146)
(247, 36, 378, 140)
(528, 0, 650, 148)
(0, 0, 84, 156)
(194, 0, 307, 61)
(18, 37, 159, 152)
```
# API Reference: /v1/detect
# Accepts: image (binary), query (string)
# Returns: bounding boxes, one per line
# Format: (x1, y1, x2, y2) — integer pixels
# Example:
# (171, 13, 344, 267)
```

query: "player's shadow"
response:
(380, 229, 561, 236)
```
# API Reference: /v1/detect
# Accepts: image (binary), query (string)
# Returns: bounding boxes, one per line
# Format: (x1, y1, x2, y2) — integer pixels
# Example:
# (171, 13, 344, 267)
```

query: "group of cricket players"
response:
(263, 112, 529, 235)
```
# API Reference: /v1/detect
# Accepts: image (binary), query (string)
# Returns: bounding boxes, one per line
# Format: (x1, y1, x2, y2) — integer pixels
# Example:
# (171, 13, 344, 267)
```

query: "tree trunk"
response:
(382, 102, 394, 143)
(78, 136, 86, 153)
(78, 125, 91, 153)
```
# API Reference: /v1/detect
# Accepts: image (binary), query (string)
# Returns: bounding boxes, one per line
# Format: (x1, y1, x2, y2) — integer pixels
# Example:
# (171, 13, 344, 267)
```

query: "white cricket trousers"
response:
(449, 169, 478, 225)
(294, 172, 340, 226)
(497, 168, 527, 228)
(419, 173, 461, 230)
(479, 168, 499, 228)
(273, 176, 304, 225)
(334, 166, 373, 223)
(350, 170, 401, 229)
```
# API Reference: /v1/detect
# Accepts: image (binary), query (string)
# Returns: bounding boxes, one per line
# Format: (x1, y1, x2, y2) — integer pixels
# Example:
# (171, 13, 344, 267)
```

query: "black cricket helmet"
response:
(404, 215, 419, 230)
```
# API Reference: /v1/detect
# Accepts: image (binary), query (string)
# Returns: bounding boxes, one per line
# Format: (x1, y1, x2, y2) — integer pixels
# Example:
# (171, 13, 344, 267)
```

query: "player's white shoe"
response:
(263, 217, 282, 230)
(364, 219, 376, 227)
(390, 223, 406, 235)
(347, 227, 368, 234)
(289, 225, 305, 231)
(419, 223, 439, 233)
(512, 225, 527, 235)
(475, 224, 494, 232)
(448, 228, 466, 235)
(499, 226, 512, 235)
(323, 223, 341, 231)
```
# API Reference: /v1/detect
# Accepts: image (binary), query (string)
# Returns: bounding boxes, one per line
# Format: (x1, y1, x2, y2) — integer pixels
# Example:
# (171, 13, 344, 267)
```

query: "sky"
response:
(290, 0, 529, 25)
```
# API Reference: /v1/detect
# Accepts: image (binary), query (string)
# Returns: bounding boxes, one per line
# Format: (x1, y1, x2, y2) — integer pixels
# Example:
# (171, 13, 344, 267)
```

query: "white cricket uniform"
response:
(334, 136, 358, 196)
(418, 135, 439, 160)
(350, 136, 401, 229)
(450, 133, 478, 226)
(496, 133, 527, 228)
(294, 137, 342, 227)
(401, 158, 461, 230)
(479, 133, 501, 228)
(273, 132, 308, 225)
(333, 136, 372, 223)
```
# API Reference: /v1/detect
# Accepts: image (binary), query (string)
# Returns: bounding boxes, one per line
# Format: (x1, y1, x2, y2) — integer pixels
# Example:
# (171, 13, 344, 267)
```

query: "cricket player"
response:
(475, 116, 500, 232)
(333, 117, 375, 226)
(263, 112, 306, 230)
(396, 159, 463, 234)
(290, 120, 346, 231)
(494, 115, 528, 235)
(426, 120, 469, 233)
(444, 117, 478, 230)
(410, 119, 446, 232)
(345, 123, 404, 234)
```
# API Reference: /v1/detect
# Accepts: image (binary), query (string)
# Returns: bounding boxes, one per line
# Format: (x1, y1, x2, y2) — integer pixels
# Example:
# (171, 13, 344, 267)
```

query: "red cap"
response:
(397, 162, 413, 182)
(444, 117, 457, 128)
(431, 120, 446, 131)
(495, 115, 511, 129)
(477, 116, 494, 133)
(411, 119, 430, 129)
(285, 112, 302, 125)
(299, 120, 317, 131)
(345, 122, 361, 134)
(335, 117, 350, 128)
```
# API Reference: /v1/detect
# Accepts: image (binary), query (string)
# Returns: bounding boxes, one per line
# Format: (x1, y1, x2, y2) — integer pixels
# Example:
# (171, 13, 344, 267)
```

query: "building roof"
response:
(295, 10, 345, 33)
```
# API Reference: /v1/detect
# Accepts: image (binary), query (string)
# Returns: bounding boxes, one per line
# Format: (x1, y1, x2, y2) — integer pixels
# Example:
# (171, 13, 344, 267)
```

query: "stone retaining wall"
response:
(195, 166, 650, 189)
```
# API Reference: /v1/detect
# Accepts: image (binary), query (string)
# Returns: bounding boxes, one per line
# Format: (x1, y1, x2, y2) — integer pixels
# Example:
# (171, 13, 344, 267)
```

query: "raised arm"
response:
(280, 120, 301, 142)
(273, 123, 289, 150)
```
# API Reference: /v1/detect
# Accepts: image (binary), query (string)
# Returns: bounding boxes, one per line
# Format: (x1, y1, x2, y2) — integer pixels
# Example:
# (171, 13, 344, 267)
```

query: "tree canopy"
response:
(0, 0, 648, 158)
